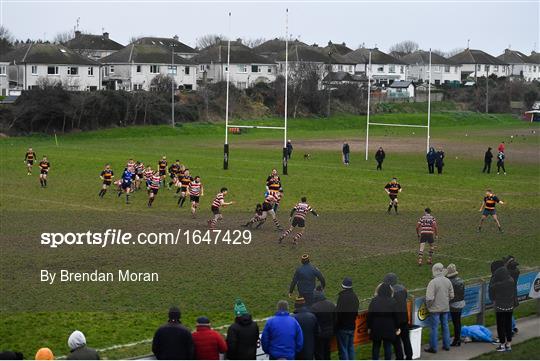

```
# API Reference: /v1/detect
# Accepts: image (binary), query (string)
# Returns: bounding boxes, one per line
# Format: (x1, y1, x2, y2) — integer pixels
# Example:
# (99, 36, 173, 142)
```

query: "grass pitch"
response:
(1, 111, 539, 358)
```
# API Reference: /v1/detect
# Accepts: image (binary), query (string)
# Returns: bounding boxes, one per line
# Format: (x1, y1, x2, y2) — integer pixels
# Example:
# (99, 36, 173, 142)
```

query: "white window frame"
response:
(150, 65, 159, 74)
(267, 67, 272, 73)
(237, 64, 247, 73)
(444, 65, 450, 73)
(109, 65, 115, 74)
(184, 66, 190, 75)
(31, 65, 38, 75)
(389, 65, 396, 73)
(136, 65, 142, 73)
(67, 66, 79, 76)
(377, 66, 384, 73)
(168, 65, 177, 75)
(47, 66, 59, 75)
(88, 67, 94, 76)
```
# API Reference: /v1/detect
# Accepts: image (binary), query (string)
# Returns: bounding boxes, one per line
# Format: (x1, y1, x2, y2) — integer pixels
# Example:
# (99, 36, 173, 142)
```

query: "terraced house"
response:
(449, 48, 509, 81)
(343, 47, 407, 85)
(64, 31, 124, 60)
(497, 49, 540, 82)
(1, 43, 101, 91)
(402, 50, 461, 85)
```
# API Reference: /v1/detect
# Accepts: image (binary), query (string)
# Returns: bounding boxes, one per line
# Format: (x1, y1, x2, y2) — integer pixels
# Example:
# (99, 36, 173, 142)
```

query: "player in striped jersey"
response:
(143, 166, 154, 191)
(98, 164, 114, 198)
(208, 188, 234, 229)
(177, 169, 193, 207)
(188, 176, 204, 217)
(158, 156, 168, 187)
(147, 171, 161, 207)
(478, 190, 504, 233)
(242, 192, 283, 230)
(38, 156, 50, 188)
(24, 147, 36, 175)
(384, 177, 402, 214)
(416, 208, 439, 265)
(134, 161, 145, 190)
(278, 197, 318, 245)
(168, 160, 181, 189)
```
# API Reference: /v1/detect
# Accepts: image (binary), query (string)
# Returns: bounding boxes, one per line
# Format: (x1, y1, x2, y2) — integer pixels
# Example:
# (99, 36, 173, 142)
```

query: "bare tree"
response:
(445, 48, 464, 58)
(243, 37, 266, 48)
(0, 25, 14, 53)
(431, 49, 446, 56)
(53, 29, 76, 44)
(195, 34, 225, 49)
(389, 40, 419, 55)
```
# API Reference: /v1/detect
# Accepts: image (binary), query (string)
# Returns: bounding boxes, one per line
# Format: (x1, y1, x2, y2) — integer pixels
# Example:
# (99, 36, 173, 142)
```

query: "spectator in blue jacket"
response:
(261, 300, 304, 360)
(426, 147, 437, 174)
(289, 254, 326, 306)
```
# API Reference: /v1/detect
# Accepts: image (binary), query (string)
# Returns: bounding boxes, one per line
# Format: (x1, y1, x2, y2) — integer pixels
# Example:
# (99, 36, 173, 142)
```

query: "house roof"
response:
(323, 41, 353, 55)
(64, 32, 123, 51)
(252, 38, 307, 61)
(134, 37, 197, 54)
(0, 43, 99, 65)
(275, 44, 330, 63)
(497, 49, 534, 64)
(529, 51, 540, 64)
(323, 71, 366, 82)
(449, 48, 507, 65)
(343, 47, 405, 65)
(193, 41, 273, 64)
(389, 80, 414, 88)
(401, 50, 455, 65)
(100, 43, 195, 64)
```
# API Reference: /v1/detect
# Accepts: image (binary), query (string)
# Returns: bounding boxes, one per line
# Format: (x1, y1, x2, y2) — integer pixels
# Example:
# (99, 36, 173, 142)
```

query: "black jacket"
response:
(343, 144, 350, 154)
(506, 261, 520, 307)
(484, 150, 493, 162)
(449, 275, 465, 303)
(226, 314, 260, 360)
(152, 321, 194, 360)
(375, 150, 386, 161)
(488, 267, 515, 312)
(67, 346, 100, 360)
(293, 306, 319, 360)
(310, 293, 337, 338)
(367, 284, 399, 342)
(436, 151, 445, 166)
(289, 263, 326, 295)
(335, 288, 359, 330)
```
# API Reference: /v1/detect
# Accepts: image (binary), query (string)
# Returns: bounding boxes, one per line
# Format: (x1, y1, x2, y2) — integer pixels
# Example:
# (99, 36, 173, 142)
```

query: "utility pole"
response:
(171, 44, 175, 127)
(485, 68, 489, 114)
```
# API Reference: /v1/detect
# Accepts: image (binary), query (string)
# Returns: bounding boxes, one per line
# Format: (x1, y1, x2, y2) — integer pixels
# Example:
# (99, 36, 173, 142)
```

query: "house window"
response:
(150, 65, 159, 73)
(225, 66, 229, 72)
(377, 66, 384, 73)
(236, 81, 247, 89)
(0, 65, 6, 75)
(185, 66, 190, 75)
(534, 66, 537, 72)
(67, 67, 79, 75)
(494, 65, 499, 72)
(267, 67, 272, 73)
(400, 66, 404, 74)
(136, 65, 142, 73)
(485, 65, 490, 72)
(444, 65, 450, 73)
(389, 65, 395, 73)
(47, 66, 59, 75)
(88, 67, 94, 76)
(31, 65, 38, 75)
(199, 64, 205, 71)
(237, 65, 247, 73)
(251, 65, 261, 73)
(168, 66, 177, 75)
(477, 64, 481, 71)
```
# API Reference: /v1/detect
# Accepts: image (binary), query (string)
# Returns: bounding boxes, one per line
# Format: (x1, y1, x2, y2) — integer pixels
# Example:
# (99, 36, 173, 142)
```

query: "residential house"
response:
(497, 49, 539, 82)
(1, 43, 101, 91)
(252, 38, 307, 62)
(402, 50, 461, 85)
(449, 48, 509, 80)
(193, 40, 276, 89)
(343, 47, 407, 85)
(0, 60, 8, 96)
(133, 36, 198, 59)
(64, 31, 123, 60)
(387, 80, 415, 98)
(323, 41, 353, 56)
(99, 42, 197, 91)
(274, 43, 330, 77)
(322, 71, 366, 88)
(312, 44, 356, 74)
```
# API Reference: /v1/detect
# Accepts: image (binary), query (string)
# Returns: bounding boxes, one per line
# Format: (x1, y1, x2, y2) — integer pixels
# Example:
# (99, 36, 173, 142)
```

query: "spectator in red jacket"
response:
(498, 141, 505, 153)
(192, 316, 227, 360)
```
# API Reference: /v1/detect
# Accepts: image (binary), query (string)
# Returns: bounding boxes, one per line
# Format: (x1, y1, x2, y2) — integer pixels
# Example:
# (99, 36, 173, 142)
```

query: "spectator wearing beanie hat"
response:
(446, 264, 465, 347)
(289, 254, 326, 306)
(226, 299, 259, 360)
(35, 348, 54, 360)
(335, 277, 360, 360)
(152, 306, 194, 360)
(292, 297, 319, 360)
(192, 316, 227, 360)
(424, 263, 453, 354)
(66, 330, 99, 360)
(311, 285, 337, 360)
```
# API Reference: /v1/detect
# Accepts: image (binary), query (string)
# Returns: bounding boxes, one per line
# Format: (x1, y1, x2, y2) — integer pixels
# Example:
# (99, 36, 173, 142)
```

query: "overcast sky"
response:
(1, 0, 539, 55)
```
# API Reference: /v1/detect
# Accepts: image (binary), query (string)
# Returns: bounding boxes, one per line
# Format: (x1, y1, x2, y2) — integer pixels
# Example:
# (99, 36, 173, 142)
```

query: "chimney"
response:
(75, 30, 81, 38)
(103, 32, 109, 39)
(328, 41, 332, 46)
(236, 38, 242, 44)
(342, 42, 346, 46)
(173, 35, 179, 41)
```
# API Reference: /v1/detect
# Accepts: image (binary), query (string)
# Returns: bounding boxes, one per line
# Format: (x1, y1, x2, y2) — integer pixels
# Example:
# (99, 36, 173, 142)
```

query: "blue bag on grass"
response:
(461, 325, 493, 342)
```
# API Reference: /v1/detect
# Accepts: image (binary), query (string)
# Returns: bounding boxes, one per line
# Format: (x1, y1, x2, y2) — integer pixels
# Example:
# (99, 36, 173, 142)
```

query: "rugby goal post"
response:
(223, 10, 289, 175)
(364, 49, 432, 160)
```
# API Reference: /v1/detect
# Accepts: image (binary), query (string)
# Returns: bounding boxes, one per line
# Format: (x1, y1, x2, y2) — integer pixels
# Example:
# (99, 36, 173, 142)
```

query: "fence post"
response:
(476, 280, 486, 325)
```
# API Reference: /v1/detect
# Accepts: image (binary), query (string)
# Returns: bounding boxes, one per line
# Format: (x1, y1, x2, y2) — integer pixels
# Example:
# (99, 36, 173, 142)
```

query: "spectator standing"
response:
(292, 297, 319, 360)
(367, 283, 400, 360)
(286, 140, 293, 159)
(497, 151, 506, 175)
(446, 264, 465, 347)
(192, 316, 227, 360)
(426, 147, 436, 174)
(503, 256, 520, 334)
(289, 254, 326, 306)
(261, 300, 303, 360)
(342, 142, 350, 165)
(226, 299, 260, 360)
(66, 331, 99, 360)
(435, 149, 445, 174)
(498, 141, 505, 153)
(383, 273, 412, 360)
(335, 277, 360, 360)
(35, 348, 54, 360)
(375, 147, 386, 170)
(489, 265, 516, 352)
(311, 286, 336, 360)
(424, 263, 453, 354)
(152, 307, 194, 360)
(483, 147, 493, 173)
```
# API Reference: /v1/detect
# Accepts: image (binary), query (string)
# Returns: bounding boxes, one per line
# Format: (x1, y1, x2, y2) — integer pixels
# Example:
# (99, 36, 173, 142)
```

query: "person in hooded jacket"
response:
(375, 147, 386, 170)
(435, 149, 445, 174)
(367, 283, 400, 360)
(192, 316, 227, 360)
(292, 297, 319, 360)
(424, 263, 453, 354)
(489, 265, 516, 352)
(226, 299, 259, 360)
(446, 264, 465, 346)
(66, 330, 99, 360)
(503, 256, 520, 335)
(289, 254, 326, 306)
(426, 147, 437, 174)
(310, 286, 337, 360)
(383, 273, 412, 360)
(335, 277, 360, 360)
(152, 307, 194, 360)
(261, 300, 303, 360)
(483, 147, 493, 173)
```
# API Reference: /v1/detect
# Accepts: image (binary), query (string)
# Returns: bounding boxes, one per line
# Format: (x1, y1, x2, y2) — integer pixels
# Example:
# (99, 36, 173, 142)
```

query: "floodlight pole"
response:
(282, 8, 289, 175)
(365, 51, 372, 160)
(427, 48, 432, 153)
(223, 12, 231, 170)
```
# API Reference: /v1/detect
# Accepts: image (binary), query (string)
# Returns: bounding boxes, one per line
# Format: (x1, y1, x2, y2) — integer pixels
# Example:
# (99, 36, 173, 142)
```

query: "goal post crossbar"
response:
(368, 122, 428, 129)
(227, 125, 286, 130)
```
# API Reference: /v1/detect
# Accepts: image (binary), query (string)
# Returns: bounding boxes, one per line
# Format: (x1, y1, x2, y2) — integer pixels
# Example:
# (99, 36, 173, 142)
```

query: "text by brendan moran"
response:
(40, 269, 159, 284)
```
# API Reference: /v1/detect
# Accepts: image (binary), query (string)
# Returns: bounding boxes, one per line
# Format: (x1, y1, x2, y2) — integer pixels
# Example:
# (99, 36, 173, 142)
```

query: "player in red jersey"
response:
(147, 171, 161, 207)
(242, 192, 283, 230)
(187, 176, 204, 217)
(208, 188, 234, 229)
(24, 147, 36, 175)
(158, 156, 168, 187)
(278, 197, 318, 245)
(98, 164, 114, 198)
(384, 177, 402, 214)
(177, 169, 193, 207)
(38, 156, 50, 188)
(478, 189, 505, 233)
(416, 208, 439, 265)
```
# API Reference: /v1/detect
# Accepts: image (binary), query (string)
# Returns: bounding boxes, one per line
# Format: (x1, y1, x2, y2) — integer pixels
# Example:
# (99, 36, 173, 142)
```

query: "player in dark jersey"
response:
(118, 168, 133, 204)
(278, 197, 318, 245)
(478, 189, 505, 233)
(24, 148, 36, 175)
(38, 156, 50, 187)
(98, 164, 114, 198)
(384, 177, 402, 214)
(147, 171, 161, 207)
(168, 160, 181, 189)
(416, 208, 439, 265)
(158, 156, 168, 187)
(188, 176, 204, 217)
(208, 188, 234, 229)
(242, 192, 283, 230)
(134, 161, 145, 190)
(177, 169, 193, 207)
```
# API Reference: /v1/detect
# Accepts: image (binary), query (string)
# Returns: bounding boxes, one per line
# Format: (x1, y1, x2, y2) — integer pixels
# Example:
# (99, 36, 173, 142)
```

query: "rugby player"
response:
(118, 168, 133, 204)
(278, 197, 318, 245)
(38, 156, 50, 188)
(208, 187, 234, 229)
(24, 147, 36, 175)
(478, 190, 504, 233)
(134, 161, 145, 190)
(168, 160, 181, 189)
(147, 171, 161, 207)
(98, 164, 114, 198)
(416, 208, 439, 265)
(188, 176, 204, 217)
(384, 177, 402, 214)
(158, 156, 168, 187)
(177, 169, 193, 207)
(242, 192, 282, 230)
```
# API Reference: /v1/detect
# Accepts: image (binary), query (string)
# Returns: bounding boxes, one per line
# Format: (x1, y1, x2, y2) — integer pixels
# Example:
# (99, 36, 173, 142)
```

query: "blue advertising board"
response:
(485, 271, 540, 308)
